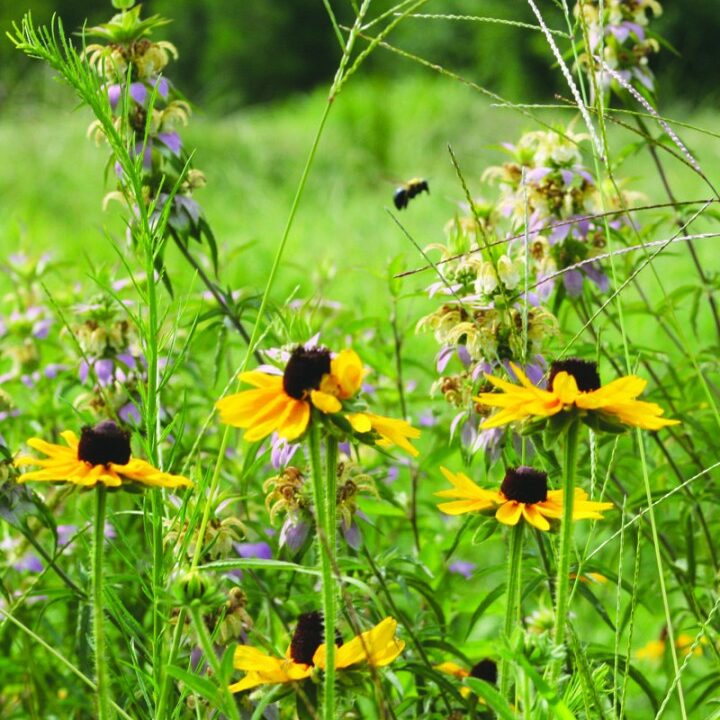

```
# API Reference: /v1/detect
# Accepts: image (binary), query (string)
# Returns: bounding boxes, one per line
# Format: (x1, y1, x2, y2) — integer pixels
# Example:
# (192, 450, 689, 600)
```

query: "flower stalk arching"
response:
(307, 417, 338, 720)
(549, 418, 581, 683)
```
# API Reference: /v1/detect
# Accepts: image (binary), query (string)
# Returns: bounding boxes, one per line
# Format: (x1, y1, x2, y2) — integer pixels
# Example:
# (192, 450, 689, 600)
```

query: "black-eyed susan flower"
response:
(15, 420, 192, 489)
(436, 466, 612, 531)
(476, 358, 679, 431)
(229, 612, 404, 693)
(216, 346, 420, 455)
(435, 658, 497, 698)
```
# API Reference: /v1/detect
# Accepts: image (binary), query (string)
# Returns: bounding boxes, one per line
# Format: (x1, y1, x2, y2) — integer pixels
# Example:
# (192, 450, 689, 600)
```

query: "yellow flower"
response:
(346, 412, 421, 458)
(476, 358, 679, 431)
(636, 632, 706, 662)
(435, 467, 497, 515)
(230, 612, 404, 693)
(636, 638, 666, 661)
(435, 659, 497, 699)
(313, 616, 405, 669)
(436, 466, 612, 532)
(14, 421, 192, 489)
(229, 646, 313, 693)
(217, 346, 420, 455)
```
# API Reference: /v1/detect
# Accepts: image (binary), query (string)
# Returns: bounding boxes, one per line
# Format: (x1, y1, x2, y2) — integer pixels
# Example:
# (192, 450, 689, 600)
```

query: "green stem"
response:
(500, 521, 524, 699)
(307, 418, 337, 720)
(155, 607, 187, 719)
(93, 486, 112, 720)
(549, 419, 580, 684)
(188, 604, 241, 720)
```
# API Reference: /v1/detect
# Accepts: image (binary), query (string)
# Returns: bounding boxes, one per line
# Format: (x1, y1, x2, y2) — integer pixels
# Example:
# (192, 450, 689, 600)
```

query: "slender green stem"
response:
(500, 521, 524, 699)
(549, 419, 580, 684)
(307, 418, 337, 720)
(93, 486, 112, 720)
(188, 604, 241, 720)
(637, 429, 687, 718)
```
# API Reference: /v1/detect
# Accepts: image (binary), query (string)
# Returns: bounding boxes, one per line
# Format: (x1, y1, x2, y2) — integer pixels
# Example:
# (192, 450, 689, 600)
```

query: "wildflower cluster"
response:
(5, 1, 704, 719)
(575, 0, 663, 100)
(264, 459, 376, 552)
(84, 4, 215, 274)
(72, 297, 145, 423)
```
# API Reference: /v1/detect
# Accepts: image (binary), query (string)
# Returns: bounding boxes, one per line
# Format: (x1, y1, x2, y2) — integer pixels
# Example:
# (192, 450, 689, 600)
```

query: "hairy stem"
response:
(93, 486, 112, 720)
(307, 419, 337, 720)
(188, 604, 241, 720)
(549, 419, 580, 684)
(500, 521, 524, 699)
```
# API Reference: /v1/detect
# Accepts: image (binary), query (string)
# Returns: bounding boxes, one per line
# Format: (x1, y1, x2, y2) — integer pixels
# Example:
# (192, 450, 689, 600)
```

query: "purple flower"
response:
(271, 435, 300, 470)
(563, 269, 584, 296)
(584, 263, 609, 293)
(418, 410, 437, 428)
(57, 524, 78, 547)
(234, 542, 272, 561)
(279, 515, 310, 553)
(14, 554, 44, 573)
(340, 517, 362, 550)
(157, 132, 182, 156)
(526, 167, 552, 183)
(449, 560, 476, 579)
(119, 402, 142, 425)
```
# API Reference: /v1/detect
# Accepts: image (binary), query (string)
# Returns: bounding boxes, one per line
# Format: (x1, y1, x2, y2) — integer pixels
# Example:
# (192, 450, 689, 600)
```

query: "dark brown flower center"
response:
(77, 420, 131, 466)
(470, 658, 498, 685)
(548, 358, 600, 392)
(500, 466, 548, 504)
(283, 346, 332, 400)
(289, 611, 343, 666)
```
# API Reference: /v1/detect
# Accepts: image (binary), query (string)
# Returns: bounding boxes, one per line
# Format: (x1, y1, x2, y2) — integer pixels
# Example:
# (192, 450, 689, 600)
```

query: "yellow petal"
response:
(522, 504, 551, 531)
(347, 412, 372, 433)
(330, 349, 365, 398)
(435, 662, 469, 679)
(310, 390, 342, 414)
(495, 500, 523, 526)
(551, 371, 579, 404)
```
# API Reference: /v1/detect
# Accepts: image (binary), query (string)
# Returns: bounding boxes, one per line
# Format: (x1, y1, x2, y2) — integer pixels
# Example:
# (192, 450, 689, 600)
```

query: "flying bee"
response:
(393, 178, 429, 210)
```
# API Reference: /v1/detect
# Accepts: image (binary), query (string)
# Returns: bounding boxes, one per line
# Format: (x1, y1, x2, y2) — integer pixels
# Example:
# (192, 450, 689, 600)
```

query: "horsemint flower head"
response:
(476, 358, 679, 432)
(436, 466, 612, 531)
(216, 346, 420, 455)
(229, 611, 404, 693)
(435, 658, 498, 698)
(15, 420, 192, 489)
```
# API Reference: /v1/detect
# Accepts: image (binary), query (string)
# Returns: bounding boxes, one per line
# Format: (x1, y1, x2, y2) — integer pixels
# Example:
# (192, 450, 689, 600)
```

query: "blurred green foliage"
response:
(1, 0, 718, 112)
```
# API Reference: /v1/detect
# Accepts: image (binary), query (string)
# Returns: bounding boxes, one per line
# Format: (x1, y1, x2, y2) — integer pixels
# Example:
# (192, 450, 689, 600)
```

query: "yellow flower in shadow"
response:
(230, 612, 404, 693)
(15, 421, 192, 489)
(435, 658, 497, 699)
(436, 466, 612, 532)
(476, 358, 679, 431)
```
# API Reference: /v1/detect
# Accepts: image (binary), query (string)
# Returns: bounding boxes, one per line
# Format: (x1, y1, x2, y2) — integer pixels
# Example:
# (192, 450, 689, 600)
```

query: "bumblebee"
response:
(393, 178, 429, 210)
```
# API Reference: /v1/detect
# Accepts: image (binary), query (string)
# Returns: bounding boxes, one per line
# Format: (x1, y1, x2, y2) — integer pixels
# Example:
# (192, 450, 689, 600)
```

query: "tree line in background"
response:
(1, 0, 716, 112)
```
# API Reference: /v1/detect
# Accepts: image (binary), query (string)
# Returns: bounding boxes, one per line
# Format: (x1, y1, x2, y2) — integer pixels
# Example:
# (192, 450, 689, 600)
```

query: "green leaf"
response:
(165, 664, 222, 705)
(465, 678, 517, 719)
